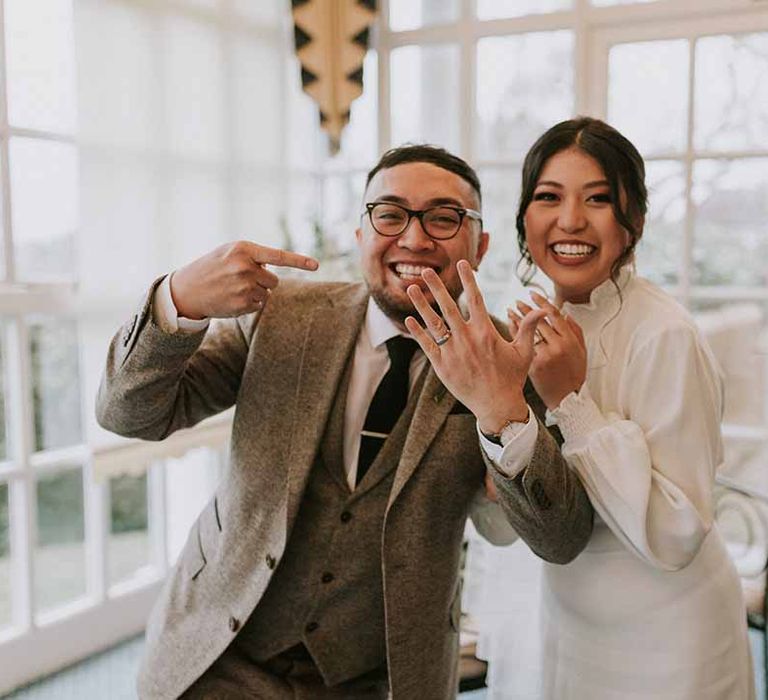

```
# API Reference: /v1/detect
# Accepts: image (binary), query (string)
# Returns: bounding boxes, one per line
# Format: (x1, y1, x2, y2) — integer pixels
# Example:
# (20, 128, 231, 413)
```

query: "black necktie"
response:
(356, 336, 418, 485)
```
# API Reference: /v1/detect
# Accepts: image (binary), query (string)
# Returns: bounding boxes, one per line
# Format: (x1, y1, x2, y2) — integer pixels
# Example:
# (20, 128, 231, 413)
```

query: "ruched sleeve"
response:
(550, 321, 724, 570)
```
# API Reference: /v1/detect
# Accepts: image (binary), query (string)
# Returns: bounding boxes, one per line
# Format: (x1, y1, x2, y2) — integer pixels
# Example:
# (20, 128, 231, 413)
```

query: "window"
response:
(320, 0, 768, 583)
(0, 0, 290, 692)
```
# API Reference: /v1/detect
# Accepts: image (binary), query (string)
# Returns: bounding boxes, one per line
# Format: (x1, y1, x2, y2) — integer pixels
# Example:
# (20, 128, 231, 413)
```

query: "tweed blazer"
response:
(96, 278, 593, 700)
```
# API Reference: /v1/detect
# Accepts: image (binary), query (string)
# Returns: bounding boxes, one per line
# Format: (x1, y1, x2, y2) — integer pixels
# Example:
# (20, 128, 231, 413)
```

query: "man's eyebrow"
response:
(534, 179, 610, 189)
(371, 195, 466, 207)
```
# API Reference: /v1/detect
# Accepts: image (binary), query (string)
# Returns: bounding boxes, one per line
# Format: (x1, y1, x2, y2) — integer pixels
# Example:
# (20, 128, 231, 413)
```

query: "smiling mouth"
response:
(390, 263, 441, 280)
(550, 242, 596, 259)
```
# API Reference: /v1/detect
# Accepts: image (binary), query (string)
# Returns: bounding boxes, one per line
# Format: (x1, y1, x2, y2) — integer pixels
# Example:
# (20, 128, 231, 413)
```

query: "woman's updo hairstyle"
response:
(516, 117, 648, 285)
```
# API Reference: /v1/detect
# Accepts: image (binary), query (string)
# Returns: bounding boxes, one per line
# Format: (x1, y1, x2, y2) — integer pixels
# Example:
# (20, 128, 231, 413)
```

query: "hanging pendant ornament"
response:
(292, 0, 378, 154)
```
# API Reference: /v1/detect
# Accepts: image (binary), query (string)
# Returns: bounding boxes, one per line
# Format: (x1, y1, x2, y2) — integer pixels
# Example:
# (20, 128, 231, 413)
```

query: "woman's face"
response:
(524, 147, 630, 305)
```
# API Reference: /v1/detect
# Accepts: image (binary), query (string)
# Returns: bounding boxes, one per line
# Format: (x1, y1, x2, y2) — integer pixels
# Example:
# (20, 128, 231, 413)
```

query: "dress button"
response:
(265, 554, 276, 569)
(228, 616, 240, 632)
(340, 511, 353, 523)
(305, 621, 319, 633)
(321, 572, 334, 584)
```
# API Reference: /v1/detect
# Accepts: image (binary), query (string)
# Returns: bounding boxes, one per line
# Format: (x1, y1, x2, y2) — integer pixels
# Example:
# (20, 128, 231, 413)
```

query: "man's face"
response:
(355, 162, 489, 324)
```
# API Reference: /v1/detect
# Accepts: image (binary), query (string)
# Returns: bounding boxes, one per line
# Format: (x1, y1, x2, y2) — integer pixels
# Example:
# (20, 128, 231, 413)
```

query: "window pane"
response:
(165, 15, 225, 160)
(109, 473, 150, 585)
(695, 33, 768, 152)
(477, 0, 571, 20)
(231, 34, 282, 167)
(0, 482, 9, 629)
(608, 40, 689, 156)
(476, 32, 574, 161)
(29, 318, 83, 452)
(692, 300, 767, 429)
(635, 160, 686, 286)
(233, 0, 282, 25)
(285, 174, 322, 257)
(476, 166, 523, 297)
(319, 174, 365, 279)
(389, 0, 459, 31)
(10, 138, 79, 282)
(391, 44, 460, 152)
(692, 158, 768, 286)
(35, 468, 86, 612)
(4, 0, 77, 133)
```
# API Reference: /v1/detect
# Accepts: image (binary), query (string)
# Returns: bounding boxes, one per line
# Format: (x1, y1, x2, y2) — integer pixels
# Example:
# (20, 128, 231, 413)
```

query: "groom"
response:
(96, 144, 593, 699)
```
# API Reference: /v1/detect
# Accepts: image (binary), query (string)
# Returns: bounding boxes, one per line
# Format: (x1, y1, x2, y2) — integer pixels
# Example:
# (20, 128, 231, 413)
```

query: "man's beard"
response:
(367, 280, 462, 325)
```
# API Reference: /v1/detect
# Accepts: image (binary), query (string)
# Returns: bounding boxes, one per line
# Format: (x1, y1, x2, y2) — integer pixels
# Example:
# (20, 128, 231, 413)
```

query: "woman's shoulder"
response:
(622, 276, 697, 334)
(619, 276, 706, 356)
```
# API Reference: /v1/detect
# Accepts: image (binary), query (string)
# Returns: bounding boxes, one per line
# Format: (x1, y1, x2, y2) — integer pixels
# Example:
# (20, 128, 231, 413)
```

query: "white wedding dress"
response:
(476, 270, 754, 700)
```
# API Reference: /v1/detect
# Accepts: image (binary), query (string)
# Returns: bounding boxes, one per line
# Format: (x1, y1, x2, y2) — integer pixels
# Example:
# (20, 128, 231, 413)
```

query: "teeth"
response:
(552, 243, 595, 257)
(394, 263, 435, 277)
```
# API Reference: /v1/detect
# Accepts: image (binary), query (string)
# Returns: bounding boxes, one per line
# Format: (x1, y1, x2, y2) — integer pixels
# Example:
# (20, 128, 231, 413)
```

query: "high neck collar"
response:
(560, 267, 634, 315)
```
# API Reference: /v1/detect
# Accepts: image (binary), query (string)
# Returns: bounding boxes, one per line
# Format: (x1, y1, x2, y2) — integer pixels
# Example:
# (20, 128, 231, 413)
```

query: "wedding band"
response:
(435, 330, 452, 346)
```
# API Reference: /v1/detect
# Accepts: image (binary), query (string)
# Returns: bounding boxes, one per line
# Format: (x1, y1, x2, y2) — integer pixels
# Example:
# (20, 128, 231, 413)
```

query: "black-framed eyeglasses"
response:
(363, 202, 483, 241)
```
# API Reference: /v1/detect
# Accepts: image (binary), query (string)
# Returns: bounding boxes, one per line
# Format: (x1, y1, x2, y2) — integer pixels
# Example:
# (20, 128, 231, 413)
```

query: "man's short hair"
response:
(365, 144, 482, 205)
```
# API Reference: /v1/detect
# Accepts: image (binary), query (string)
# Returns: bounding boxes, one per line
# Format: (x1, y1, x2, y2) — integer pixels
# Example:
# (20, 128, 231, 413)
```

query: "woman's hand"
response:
(404, 260, 546, 434)
(508, 291, 587, 410)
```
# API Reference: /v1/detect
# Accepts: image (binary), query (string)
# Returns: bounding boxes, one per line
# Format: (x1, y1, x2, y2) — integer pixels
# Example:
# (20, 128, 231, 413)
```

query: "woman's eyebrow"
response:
(533, 179, 610, 189)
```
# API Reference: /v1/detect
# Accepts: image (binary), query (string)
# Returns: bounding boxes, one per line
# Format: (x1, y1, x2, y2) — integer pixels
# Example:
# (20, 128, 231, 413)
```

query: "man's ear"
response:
(474, 231, 490, 268)
(355, 226, 363, 244)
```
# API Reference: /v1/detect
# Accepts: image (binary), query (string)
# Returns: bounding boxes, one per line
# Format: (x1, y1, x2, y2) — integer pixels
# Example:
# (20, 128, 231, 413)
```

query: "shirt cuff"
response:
(547, 383, 608, 443)
(153, 272, 210, 334)
(477, 406, 538, 479)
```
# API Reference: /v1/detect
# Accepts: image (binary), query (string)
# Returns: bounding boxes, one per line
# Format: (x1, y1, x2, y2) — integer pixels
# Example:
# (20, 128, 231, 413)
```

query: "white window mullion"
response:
(376, 2, 392, 153)
(574, 0, 591, 116)
(459, 0, 474, 161)
(0, 0, 13, 283)
(6, 318, 35, 631)
(680, 37, 697, 308)
(84, 460, 107, 604)
(148, 458, 168, 573)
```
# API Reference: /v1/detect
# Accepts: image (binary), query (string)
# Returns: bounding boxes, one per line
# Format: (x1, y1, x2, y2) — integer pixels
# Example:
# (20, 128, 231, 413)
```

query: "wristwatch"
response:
(480, 412, 530, 446)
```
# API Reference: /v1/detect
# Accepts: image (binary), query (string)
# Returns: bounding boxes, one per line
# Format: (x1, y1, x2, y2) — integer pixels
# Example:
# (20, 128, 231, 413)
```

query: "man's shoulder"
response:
(272, 277, 366, 306)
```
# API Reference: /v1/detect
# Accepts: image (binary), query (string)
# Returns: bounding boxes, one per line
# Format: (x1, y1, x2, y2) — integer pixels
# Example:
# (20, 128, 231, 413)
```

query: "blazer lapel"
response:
(387, 366, 456, 508)
(286, 283, 368, 527)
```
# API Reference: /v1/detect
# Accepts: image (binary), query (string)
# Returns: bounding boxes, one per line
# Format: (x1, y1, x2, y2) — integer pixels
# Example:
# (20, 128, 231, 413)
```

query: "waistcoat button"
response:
(321, 572, 334, 584)
(305, 621, 319, 633)
(340, 511, 352, 523)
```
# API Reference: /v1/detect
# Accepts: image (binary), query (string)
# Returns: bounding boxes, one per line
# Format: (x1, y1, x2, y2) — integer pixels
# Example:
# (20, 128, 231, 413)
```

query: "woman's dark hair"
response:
(516, 117, 648, 285)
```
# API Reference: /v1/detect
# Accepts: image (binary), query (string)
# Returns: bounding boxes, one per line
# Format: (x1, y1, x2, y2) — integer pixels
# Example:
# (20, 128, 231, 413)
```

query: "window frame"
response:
(0, 0, 279, 693)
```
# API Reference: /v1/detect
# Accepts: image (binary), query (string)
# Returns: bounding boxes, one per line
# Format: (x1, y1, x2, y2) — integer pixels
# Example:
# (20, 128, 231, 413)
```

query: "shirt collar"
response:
(365, 296, 409, 349)
(561, 266, 634, 315)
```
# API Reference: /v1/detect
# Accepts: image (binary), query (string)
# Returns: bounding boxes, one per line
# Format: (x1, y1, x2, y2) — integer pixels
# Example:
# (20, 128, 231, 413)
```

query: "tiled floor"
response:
(3, 631, 764, 699)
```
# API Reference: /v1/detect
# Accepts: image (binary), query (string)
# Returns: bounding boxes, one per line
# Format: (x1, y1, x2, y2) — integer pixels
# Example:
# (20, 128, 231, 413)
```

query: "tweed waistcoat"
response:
(234, 358, 424, 686)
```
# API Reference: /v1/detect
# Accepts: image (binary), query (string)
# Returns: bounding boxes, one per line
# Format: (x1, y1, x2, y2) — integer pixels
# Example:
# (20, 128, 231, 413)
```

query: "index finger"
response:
(247, 242, 319, 271)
